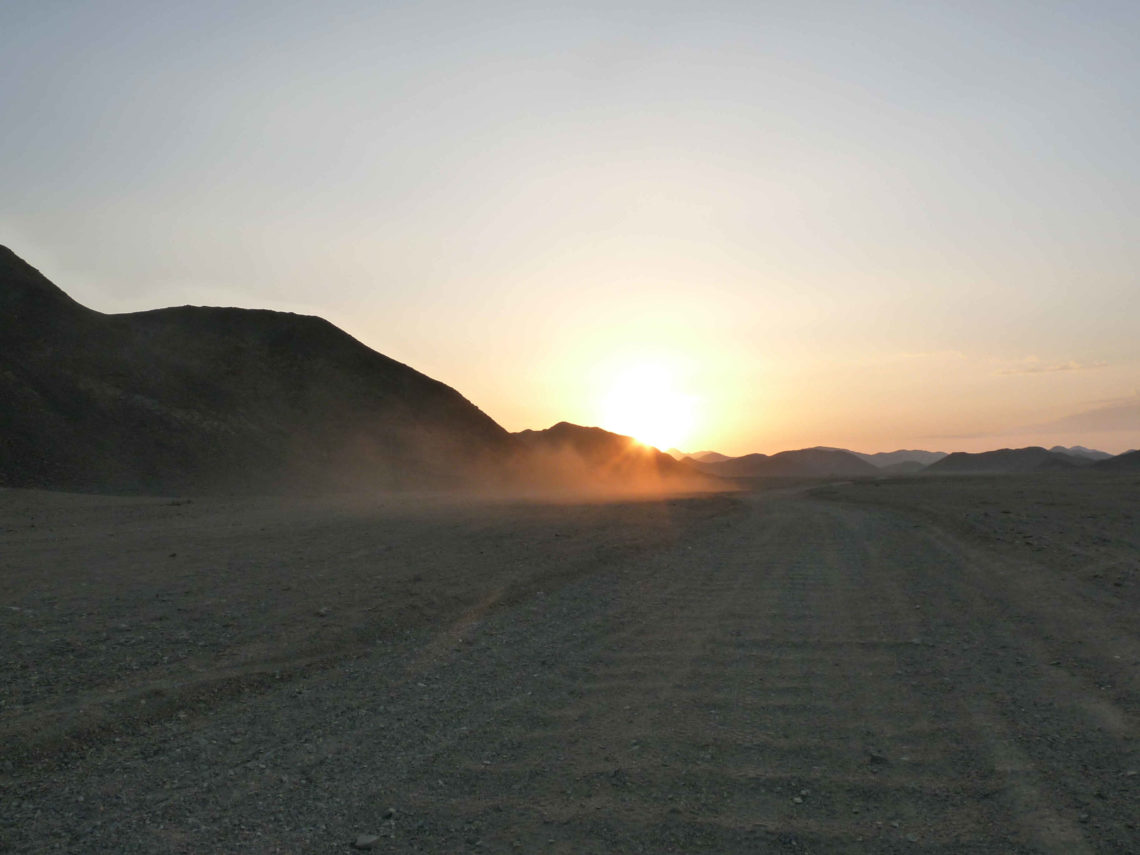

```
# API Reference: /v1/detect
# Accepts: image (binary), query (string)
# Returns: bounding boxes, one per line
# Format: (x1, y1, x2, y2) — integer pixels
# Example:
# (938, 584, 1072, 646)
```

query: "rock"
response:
(352, 833, 380, 850)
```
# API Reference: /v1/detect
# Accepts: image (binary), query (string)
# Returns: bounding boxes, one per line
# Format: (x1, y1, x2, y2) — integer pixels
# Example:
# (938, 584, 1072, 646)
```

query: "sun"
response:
(600, 360, 696, 451)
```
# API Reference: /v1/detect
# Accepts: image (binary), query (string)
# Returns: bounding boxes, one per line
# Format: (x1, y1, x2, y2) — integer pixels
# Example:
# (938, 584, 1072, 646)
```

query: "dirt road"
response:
(2, 479, 1137, 853)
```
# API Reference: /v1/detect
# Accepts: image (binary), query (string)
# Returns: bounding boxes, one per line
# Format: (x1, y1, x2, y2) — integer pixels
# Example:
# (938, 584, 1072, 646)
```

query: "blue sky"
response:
(3, 1, 1138, 452)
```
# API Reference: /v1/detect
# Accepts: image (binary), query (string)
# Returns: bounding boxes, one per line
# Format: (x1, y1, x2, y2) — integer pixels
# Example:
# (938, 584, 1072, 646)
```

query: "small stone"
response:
(383, 807, 397, 819)
(1078, 813, 1090, 824)
(316, 607, 331, 617)
(792, 796, 803, 804)
(352, 834, 379, 850)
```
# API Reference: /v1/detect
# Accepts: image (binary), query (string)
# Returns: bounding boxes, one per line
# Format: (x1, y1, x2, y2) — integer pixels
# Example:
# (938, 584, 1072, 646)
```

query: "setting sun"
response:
(600, 360, 696, 451)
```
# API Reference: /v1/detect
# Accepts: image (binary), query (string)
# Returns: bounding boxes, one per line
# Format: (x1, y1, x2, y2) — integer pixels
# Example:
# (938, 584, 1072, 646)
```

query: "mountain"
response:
(853, 449, 948, 468)
(1094, 449, 1140, 471)
(688, 450, 734, 463)
(693, 447, 877, 479)
(1049, 445, 1112, 461)
(667, 449, 732, 463)
(925, 447, 1085, 474)
(513, 423, 712, 490)
(0, 246, 514, 493)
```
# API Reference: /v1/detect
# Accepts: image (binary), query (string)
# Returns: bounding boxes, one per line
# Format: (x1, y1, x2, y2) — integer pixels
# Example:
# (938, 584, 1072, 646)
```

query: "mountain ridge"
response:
(691, 447, 878, 479)
(0, 246, 514, 493)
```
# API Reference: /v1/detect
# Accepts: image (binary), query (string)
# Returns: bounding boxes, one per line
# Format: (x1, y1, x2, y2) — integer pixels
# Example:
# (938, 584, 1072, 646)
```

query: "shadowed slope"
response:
(926, 446, 1091, 474)
(1094, 449, 1140, 471)
(0, 247, 513, 493)
(693, 447, 878, 479)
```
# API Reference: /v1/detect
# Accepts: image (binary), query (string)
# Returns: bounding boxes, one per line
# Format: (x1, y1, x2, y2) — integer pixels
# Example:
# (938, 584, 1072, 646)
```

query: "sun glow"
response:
(600, 359, 697, 451)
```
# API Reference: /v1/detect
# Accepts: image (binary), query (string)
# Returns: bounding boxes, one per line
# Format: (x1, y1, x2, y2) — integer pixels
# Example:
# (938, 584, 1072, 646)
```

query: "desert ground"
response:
(1, 473, 1137, 853)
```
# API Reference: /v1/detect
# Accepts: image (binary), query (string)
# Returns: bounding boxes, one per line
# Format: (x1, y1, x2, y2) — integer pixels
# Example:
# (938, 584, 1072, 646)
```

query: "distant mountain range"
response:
(668, 449, 734, 464)
(687, 448, 877, 479)
(1049, 445, 1113, 461)
(927, 447, 1085, 474)
(674, 443, 1130, 479)
(2, 245, 1134, 494)
(851, 449, 948, 467)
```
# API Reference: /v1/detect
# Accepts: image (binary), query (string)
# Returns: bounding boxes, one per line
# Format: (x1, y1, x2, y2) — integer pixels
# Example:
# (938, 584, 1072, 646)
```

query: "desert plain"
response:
(1, 472, 1138, 854)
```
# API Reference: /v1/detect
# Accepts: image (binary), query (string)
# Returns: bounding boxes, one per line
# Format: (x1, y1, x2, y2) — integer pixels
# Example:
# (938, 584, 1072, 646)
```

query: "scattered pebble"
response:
(352, 833, 379, 850)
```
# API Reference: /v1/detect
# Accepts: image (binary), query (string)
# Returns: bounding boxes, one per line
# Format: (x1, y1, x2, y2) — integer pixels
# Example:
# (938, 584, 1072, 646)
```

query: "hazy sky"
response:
(3, 0, 1138, 454)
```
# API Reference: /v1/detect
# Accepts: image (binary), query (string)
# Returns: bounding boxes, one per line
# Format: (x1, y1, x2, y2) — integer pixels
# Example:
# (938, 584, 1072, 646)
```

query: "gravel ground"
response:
(1, 474, 1137, 853)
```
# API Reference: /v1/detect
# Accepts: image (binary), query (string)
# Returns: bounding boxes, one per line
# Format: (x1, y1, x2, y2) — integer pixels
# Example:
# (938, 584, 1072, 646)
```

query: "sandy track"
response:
(1, 480, 1137, 853)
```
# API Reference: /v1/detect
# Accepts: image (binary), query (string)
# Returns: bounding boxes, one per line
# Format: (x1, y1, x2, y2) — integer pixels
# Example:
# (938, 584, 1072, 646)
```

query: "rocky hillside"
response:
(0, 247, 514, 493)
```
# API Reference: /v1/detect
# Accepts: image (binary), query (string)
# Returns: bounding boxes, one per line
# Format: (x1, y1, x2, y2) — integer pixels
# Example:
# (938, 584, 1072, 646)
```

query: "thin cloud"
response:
(995, 360, 1108, 376)
(921, 393, 1140, 441)
(1021, 396, 1140, 433)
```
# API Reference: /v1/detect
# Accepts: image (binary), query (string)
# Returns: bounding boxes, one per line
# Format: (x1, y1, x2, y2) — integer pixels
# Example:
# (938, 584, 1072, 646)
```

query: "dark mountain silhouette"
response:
(809, 447, 947, 468)
(854, 449, 947, 468)
(513, 423, 712, 490)
(925, 447, 1086, 474)
(1049, 445, 1112, 461)
(689, 450, 734, 463)
(0, 246, 514, 493)
(693, 447, 877, 479)
(1094, 449, 1140, 471)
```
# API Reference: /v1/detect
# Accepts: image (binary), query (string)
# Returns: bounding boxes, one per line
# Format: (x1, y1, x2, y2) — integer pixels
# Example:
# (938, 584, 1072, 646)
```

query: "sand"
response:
(1, 473, 1137, 853)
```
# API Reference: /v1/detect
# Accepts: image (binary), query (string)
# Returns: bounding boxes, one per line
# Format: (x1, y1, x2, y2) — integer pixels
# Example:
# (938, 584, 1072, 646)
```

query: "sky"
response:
(3, 0, 1138, 455)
